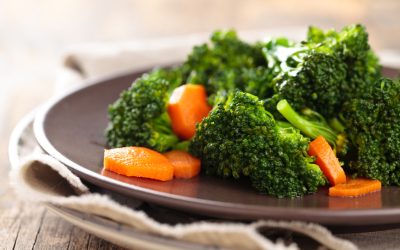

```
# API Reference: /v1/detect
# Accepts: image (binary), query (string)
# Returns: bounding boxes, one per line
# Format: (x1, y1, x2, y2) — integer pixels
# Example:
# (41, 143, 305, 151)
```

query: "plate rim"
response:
(33, 66, 400, 225)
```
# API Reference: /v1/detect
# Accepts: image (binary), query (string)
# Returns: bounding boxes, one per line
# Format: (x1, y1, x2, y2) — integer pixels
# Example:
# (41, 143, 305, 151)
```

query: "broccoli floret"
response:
(343, 78, 400, 185)
(262, 36, 347, 118)
(106, 68, 182, 151)
(182, 30, 275, 105)
(307, 24, 369, 59)
(273, 51, 347, 118)
(307, 24, 381, 101)
(190, 91, 327, 198)
(264, 24, 381, 120)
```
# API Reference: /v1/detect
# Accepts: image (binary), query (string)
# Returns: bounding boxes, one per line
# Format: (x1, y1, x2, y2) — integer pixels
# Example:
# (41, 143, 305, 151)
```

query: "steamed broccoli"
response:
(106, 68, 183, 151)
(269, 50, 347, 118)
(262, 36, 347, 118)
(182, 30, 275, 105)
(307, 24, 381, 101)
(276, 99, 349, 157)
(190, 91, 326, 198)
(343, 78, 400, 185)
(264, 24, 381, 120)
(105, 25, 395, 198)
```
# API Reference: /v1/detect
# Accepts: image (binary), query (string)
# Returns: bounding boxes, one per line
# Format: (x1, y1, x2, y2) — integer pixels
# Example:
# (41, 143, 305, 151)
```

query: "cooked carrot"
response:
(308, 135, 346, 186)
(164, 150, 201, 179)
(104, 147, 173, 181)
(328, 188, 382, 208)
(168, 84, 212, 140)
(102, 169, 174, 193)
(329, 178, 382, 197)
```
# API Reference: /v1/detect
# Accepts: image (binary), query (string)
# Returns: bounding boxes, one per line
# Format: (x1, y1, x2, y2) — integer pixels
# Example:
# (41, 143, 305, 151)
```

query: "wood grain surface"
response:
(1, 0, 400, 249)
(0, 88, 125, 249)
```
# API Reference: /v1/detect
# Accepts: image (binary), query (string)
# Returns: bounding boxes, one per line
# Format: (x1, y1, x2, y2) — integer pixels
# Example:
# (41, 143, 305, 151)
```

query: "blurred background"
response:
(1, 0, 400, 184)
(1, 0, 400, 107)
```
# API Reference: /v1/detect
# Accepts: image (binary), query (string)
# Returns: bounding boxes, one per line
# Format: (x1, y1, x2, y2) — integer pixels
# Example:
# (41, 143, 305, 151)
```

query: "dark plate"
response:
(34, 66, 400, 226)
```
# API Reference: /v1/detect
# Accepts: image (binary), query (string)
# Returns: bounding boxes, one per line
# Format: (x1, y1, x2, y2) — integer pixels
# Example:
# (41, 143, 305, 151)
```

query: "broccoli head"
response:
(307, 24, 370, 60)
(343, 78, 400, 186)
(264, 24, 380, 120)
(272, 50, 347, 118)
(190, 91, 326, 197)
(307, 24, 381, 100)
(182, 30, 275, 105)
(106, 68, 182, 152)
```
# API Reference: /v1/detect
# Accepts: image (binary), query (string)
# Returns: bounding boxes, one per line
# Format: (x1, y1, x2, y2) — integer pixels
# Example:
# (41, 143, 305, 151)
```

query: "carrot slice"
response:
(168, 84, 212, 140)
(164, 150, 201, 179)
(104, 147, 173, 181)
(329, 178, 382, 197)
(308, 135, 346, 185)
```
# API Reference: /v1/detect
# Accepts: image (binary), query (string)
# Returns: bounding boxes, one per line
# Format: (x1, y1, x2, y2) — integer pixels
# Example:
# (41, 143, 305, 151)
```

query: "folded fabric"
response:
(9, 31, 363, 250)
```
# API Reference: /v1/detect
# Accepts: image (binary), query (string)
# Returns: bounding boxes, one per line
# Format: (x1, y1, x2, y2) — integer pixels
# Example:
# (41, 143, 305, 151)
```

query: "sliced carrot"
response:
(328, 189, 382, 208)
(168, 84, 212, 140)
(329, 178, 382, 197)
(101, 169, 174, 193)
(104, 147, 173, 181)
(163, 150, 201, 179)
(308, 135, 346, 186)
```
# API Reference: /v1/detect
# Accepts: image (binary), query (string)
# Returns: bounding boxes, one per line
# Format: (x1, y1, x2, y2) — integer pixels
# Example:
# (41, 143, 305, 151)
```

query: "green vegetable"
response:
(106, 68, 182, 151)
(277, 99, 348, 156)
(307, 24, 381, 104)
(173, 140, 191, 152)
(343, 78, 400, 186)
(277, 99, 337, 145)
(182, 30, 275, 105)
(264, 24, 381, 120)
(190, 91, 327, 198)
(272, 50, 347, 118)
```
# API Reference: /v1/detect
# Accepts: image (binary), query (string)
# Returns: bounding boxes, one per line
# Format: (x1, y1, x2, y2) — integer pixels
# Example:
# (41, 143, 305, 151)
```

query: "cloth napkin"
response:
(9, 30, 397, 250)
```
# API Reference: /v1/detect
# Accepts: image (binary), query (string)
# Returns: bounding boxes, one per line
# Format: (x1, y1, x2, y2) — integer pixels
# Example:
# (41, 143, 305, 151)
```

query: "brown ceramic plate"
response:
(34, 66, 400, 226)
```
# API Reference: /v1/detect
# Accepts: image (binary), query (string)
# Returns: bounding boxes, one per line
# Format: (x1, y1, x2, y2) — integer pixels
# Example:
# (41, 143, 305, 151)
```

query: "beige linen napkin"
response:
(9, 31, 360, 250)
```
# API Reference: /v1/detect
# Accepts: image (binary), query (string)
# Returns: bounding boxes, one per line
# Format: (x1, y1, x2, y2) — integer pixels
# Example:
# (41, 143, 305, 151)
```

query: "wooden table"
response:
(1, 0, 400, 249)
(0, 89, 125, 250)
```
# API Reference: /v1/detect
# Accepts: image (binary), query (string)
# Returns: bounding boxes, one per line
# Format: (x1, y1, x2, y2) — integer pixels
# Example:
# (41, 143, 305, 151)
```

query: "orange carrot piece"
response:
(308, 135, 346, 186)
(164, 150, 201, 179)
(168, 84, 212, 140)
(329, 178, 382, 197)
(104, 147, 173, 181)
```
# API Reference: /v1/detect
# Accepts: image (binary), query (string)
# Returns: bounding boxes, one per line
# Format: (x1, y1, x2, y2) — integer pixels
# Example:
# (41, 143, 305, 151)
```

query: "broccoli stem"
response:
(329, 118, 346, 133)
(276, 121, 294, 129)
(277, 99, 338, 146)
(173, 141, 190, 152)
